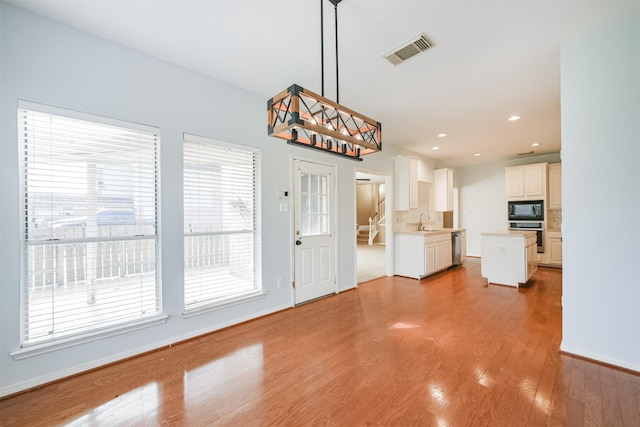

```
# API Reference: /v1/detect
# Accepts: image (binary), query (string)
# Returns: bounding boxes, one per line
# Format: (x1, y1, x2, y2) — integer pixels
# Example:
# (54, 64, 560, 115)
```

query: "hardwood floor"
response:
(2, 258, 640, 426)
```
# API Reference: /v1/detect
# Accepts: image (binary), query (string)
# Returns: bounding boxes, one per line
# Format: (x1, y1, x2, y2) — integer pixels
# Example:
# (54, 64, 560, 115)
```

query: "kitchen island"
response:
(481, 230, 537, 288)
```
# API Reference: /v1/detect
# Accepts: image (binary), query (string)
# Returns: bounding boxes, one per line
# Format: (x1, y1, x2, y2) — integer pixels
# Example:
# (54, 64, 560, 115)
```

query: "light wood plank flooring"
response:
(2, 258, 640, 426)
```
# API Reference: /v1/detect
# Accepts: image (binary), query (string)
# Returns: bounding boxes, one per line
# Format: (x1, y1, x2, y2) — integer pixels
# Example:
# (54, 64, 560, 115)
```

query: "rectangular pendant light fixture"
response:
(267, 84, 382, 161)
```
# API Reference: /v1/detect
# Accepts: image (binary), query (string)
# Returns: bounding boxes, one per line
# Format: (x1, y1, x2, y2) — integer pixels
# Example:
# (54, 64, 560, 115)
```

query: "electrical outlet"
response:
(277, 278, 283, 288)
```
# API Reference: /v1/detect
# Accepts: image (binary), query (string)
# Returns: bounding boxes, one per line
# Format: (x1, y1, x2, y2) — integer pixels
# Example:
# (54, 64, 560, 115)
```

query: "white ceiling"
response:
(7, 0, 638, 166)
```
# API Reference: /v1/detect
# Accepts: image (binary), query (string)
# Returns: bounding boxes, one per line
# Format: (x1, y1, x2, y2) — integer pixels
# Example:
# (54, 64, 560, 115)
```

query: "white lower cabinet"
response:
(527, 236, 537, 280)
(435, 239, 452, 271)
(425, 243, 436, 276)
(396, 232, 452, 279)
(461, 230, 467, 262)
(548, 231, 562, 266)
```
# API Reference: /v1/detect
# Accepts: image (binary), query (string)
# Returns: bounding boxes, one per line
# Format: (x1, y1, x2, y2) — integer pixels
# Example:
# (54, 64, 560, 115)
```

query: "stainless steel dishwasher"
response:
(451, 231, 462, 266)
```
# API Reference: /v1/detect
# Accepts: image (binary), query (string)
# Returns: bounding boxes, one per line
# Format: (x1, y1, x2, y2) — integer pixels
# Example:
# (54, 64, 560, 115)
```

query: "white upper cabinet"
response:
(505, 163, 547, 200)
(548, 163, 562, 209)
(434, 168, 454, 211)
(395, 157, 418, 210)
(505, 166, 525, 199)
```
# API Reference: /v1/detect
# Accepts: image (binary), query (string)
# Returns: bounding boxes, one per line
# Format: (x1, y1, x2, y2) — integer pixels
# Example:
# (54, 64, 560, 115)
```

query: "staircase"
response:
(357, 185, 386, 245)
(358, 213, 384, 245)
(357, 225, 369, 244)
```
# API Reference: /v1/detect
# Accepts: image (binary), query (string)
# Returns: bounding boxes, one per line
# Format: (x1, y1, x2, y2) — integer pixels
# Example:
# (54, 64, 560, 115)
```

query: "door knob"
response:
(295, 239, 302, 246)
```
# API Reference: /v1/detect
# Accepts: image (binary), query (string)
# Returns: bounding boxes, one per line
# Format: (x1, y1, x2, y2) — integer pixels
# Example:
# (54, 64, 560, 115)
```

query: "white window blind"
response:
(183, 134, 261, 312)
(18, 102, 161, 347)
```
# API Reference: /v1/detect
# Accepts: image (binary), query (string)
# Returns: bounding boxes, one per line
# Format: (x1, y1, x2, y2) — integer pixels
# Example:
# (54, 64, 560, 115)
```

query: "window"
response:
(18, 102, 162, 349)
(183, 133, 261, 312)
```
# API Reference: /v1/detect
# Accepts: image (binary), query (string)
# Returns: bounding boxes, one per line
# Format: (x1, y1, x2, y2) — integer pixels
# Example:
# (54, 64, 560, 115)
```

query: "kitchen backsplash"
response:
(395, 210, 443, 231)
(548, 209, 562, 230)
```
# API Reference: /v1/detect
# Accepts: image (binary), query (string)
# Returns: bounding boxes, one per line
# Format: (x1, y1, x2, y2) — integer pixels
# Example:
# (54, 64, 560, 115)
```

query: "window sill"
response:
(182, 291, 266, 319)
(11, 315, 169, 360)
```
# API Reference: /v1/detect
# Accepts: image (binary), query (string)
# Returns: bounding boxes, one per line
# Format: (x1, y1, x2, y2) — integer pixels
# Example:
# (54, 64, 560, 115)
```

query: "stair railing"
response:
(368, 214, 379, 246)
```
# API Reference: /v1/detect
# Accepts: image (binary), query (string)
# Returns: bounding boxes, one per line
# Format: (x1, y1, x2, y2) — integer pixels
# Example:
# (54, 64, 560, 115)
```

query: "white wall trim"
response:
(338, 283, 357, 293)
(560, 344, 640, 374)
(10, 315, 169, 360)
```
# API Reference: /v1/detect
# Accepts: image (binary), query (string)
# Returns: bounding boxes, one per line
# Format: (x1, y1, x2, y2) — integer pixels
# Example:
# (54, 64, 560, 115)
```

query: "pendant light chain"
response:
(334, 0, 339, 104)
(321, 0, 341, 102)
(320, 0, 324, 97)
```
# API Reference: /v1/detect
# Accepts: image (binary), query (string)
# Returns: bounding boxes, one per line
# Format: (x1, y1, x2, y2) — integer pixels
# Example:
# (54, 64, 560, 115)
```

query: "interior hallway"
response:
(356, 243, 386, 283)
(2, 259, 639, 426)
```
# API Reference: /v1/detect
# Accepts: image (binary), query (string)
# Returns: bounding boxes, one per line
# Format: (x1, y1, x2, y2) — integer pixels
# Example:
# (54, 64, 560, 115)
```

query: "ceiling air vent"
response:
(384, 33, 434, 65)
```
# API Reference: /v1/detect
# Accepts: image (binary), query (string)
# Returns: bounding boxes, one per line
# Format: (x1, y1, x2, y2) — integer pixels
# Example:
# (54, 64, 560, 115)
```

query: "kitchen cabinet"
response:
(548, 164, 562, 209)
(434, 237, 452, 271)
(395, 231, 452, 279)
(395, 157, 418, 210)
(481, 230, 537, 287)
(395, 233, 425, 279)
(425, 243, 436, 276)
(527, 235, 537, 280)
(461, 230, 467, 262)
(505, 163, 547, 200)
(434, 168, 454, 211)
(547, 231, 562, 266)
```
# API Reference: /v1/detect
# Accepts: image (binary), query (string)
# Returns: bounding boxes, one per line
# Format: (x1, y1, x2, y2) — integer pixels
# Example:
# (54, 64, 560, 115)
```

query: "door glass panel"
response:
(310, 214, 319, 234)
(301, 172, 330, 236)
(310, 194, 318, 213)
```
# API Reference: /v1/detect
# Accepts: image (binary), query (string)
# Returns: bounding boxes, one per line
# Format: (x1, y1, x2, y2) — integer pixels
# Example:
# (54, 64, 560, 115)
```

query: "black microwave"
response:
(508, 200, 544, 221)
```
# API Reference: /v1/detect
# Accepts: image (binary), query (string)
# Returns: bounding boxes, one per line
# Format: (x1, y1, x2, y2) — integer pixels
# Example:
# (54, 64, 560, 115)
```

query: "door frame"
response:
(290, 155, 338, 305)
(354, 167, 394, 284)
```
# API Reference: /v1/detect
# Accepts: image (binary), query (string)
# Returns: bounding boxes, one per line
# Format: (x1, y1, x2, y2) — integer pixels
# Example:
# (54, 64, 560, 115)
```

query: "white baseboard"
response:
(339, 283, 357, 292)
(560, 343, 640, 373)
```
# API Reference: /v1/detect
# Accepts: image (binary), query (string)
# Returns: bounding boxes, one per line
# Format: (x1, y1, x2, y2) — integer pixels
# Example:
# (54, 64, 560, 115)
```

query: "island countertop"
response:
(481, 230, 535, 238)
(396, 228, 465, 236)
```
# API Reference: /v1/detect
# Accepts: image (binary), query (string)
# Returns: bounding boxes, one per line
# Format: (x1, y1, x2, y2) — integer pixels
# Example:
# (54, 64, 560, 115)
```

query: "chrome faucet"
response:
(419, 211, 430, 230)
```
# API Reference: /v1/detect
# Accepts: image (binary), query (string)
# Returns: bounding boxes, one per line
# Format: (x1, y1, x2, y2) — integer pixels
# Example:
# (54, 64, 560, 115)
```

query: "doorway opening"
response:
(355, 170, 389, 284)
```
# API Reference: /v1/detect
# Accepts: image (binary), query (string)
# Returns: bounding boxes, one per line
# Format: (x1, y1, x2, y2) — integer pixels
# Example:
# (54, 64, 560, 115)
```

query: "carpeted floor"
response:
(357, 243, 386, 283)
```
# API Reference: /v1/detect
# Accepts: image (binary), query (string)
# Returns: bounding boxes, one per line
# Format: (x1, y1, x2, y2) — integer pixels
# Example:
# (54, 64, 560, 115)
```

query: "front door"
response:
(293, 159, 336, 304)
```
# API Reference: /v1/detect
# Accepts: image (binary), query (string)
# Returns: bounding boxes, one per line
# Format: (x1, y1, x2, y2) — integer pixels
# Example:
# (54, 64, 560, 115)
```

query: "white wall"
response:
(560, 14, 640, 370)
(0, 3, 436, 395)
(457, 153, 561, 257)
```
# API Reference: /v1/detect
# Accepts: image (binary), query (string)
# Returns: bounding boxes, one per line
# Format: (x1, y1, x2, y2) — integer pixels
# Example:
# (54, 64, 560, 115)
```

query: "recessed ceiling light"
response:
(432, 146, 440, 150)
(530, 142, 541, 147)
(437, 133, 447, 138)
(508, 115, 521, 121)
(474, 153, 482, 157)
